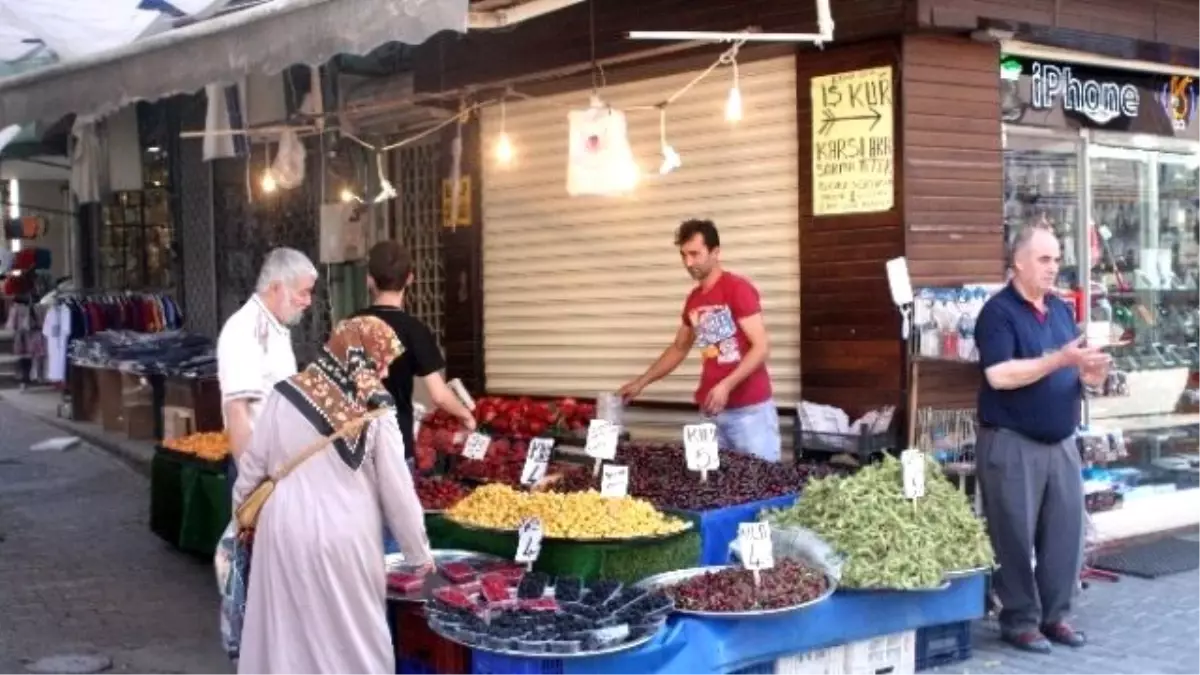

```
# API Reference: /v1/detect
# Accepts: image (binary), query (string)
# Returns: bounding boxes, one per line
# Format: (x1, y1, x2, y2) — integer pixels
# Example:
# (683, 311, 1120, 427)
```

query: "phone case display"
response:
(1087, 151, 1199, 420)
(912, 286, 1002, 362)
(1003, 142, 1080, 274)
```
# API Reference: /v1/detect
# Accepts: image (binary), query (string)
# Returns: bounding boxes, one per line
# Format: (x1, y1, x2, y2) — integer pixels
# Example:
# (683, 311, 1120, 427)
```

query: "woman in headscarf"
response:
(234, 315, 433, 674)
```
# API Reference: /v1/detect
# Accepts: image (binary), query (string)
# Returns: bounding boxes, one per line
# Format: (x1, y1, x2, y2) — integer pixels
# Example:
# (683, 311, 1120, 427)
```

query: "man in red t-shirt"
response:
(618, 219, 781, 461)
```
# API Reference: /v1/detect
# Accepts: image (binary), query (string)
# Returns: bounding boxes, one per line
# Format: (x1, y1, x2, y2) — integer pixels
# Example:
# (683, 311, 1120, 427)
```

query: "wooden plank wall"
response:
(414, 0, 907, 94)
(913, 0, 1199, 52)
(902, 34, 1005, 409)
(798, 39, 907, 419)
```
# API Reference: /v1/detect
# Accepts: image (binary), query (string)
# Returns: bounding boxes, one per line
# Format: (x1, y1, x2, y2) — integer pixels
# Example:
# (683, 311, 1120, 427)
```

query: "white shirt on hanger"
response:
(41, 304, 70, 383)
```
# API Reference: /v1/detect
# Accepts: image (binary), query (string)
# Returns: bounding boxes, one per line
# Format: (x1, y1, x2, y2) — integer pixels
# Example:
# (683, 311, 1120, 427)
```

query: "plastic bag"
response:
(727, 523, 845, 583)
(768, 525, 845, 583)
(215, 522, 252, 660)
(271, 128, 306, 190)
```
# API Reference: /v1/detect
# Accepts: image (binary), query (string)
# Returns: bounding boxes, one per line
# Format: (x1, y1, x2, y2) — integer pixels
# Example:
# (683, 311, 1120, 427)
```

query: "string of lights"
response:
(255, 35, 751, 201)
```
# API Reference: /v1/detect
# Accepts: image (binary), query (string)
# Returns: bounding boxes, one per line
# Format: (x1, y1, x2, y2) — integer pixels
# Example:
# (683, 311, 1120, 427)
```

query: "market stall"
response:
(150, 431, 231, 557)
(381, 394, 990, 675)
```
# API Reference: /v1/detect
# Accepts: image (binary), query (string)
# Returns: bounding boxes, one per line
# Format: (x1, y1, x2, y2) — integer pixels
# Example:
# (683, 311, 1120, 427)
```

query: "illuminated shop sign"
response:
(1028, 62, 1139, 124)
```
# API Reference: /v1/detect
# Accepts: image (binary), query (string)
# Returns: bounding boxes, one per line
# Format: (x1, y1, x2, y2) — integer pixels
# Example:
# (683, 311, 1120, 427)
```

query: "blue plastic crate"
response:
(471, 651, 564, 675)
(916, 620, 972, 671)
(397, 657, 434, 674)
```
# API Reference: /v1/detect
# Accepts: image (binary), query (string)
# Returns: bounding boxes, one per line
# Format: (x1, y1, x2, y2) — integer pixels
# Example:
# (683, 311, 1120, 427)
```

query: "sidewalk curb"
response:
(0, 393, 154, 477)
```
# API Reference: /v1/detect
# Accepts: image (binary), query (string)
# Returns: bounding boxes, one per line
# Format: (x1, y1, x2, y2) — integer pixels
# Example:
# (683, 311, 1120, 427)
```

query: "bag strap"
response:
(272, 407, 391, 482)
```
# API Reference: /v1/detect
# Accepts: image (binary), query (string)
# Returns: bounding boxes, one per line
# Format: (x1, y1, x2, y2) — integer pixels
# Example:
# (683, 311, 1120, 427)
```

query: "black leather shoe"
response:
(1002, 630, 1053, 654)
(1041, 622, 1086, 648)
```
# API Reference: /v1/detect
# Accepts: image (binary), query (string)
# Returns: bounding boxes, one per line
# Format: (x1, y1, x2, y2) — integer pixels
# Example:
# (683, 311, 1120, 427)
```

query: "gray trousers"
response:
(976, 427, 1085, 633)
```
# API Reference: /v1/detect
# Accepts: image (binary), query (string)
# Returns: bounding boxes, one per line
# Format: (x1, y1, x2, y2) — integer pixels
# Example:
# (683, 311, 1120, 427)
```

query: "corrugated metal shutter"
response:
(480, 55, 800, 439)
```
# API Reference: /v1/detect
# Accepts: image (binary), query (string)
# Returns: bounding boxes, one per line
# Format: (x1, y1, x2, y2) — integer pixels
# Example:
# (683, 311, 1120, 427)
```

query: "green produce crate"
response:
(149, 447, 230, 558)
(426, 514, 700, 584)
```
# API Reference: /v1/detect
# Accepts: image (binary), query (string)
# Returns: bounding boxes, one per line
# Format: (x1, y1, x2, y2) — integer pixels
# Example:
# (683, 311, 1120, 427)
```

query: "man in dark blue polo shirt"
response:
(975, 225, 1111, 654)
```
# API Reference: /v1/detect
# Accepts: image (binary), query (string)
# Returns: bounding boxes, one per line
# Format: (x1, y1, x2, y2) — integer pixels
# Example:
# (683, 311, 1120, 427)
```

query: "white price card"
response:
(520, 437, 555, 487)
(584, 419, 619, 461)
(683, 423, 720, 473)
(515, 517, 544, 564)
(600, 465, 629, 498)
(737, 521, 775, 571)
(900, 448, 926, 499)
(463, 432, 491, 461)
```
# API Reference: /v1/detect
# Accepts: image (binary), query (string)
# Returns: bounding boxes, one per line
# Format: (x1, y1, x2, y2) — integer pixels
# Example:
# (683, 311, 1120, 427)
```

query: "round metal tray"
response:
(385, 549, 508, 603)
(426, 621, 661, 661)
(943, 565, 993, 580)
(443, 516, 694, 544)
(634, 565, 836, 619)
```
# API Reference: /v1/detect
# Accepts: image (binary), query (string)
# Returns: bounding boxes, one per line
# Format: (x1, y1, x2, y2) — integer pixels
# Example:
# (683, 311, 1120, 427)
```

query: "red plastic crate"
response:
(390, 604, 472, 674)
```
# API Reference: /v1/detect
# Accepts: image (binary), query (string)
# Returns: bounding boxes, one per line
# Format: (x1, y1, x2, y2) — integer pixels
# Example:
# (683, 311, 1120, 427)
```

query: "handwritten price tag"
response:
(683, 423, 720, 475)
(463, 432, 491, 461)
(738, 521, 775, 572)
(520, 438, 555, 487)
(585, 419, 619, 461)
(900, 448, 926, 499)
(600, 465, 629, 498)
(515, 517, 544, 564)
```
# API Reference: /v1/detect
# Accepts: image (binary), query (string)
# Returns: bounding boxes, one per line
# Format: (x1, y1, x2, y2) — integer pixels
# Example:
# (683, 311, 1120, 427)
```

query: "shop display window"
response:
(1004, 128, 1198, 488)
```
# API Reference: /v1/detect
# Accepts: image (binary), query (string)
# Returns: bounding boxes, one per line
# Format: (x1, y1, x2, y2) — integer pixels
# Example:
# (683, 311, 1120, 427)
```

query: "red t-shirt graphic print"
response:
(682, 272, 772, 409)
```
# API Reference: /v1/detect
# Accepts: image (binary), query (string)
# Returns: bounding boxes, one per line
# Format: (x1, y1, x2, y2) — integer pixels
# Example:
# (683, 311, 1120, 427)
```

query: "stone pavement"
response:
(0, 399, 232, 674)
(933, 565, 1200, 675)
(0, 394, 1197, 674)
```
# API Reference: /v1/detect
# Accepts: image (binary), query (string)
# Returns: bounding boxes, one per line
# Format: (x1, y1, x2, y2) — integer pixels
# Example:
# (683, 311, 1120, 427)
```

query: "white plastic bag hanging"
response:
(566, 100, 639, 197)
(272, 128, 307, 190)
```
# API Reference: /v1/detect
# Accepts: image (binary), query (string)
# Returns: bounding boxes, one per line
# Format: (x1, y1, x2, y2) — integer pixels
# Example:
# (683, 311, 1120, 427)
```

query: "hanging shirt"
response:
(216, 294, 298, 431)
(41, 304, 70, 383)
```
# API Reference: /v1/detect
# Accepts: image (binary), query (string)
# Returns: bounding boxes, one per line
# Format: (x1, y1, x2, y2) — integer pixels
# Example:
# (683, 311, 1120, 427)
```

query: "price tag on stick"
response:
(585, 419, 619, 475)
(462, 432, 491, 461)
(900, 449, 926, 500)
(520, 438, 555, 487)
(683, 423, 720, 481)
(600, 465, 629, 498)
(738, 521, 775, 586)
(515, 517, 544, 568)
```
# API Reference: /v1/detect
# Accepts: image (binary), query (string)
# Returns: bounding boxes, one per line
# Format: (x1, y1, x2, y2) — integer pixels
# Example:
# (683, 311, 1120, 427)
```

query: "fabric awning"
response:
(0, 0, 468, 127)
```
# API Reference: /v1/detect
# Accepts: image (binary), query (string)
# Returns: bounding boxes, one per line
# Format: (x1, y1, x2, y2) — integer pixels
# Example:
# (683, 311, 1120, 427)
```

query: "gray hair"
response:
(255, 247, 318, 292)
(1007, 224, 1054, 267)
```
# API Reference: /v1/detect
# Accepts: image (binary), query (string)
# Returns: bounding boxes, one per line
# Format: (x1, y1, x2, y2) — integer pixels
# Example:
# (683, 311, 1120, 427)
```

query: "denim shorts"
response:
(710, 399, 782, 462)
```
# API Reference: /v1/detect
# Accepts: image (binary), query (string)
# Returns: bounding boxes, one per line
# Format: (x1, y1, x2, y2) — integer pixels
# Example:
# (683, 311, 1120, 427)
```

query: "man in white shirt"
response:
(217, 248, 318, 490)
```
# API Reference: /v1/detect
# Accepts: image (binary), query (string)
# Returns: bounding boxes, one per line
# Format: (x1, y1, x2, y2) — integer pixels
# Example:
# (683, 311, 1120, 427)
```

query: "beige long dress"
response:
(233, 392, 431, 674)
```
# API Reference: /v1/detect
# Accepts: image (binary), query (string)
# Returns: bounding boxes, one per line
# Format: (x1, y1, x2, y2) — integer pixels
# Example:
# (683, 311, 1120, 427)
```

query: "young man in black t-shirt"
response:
(354, 241, 475, 460)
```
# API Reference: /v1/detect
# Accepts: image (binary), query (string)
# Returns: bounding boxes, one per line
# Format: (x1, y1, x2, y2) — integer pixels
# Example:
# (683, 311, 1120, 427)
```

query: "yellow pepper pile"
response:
(447, 484, 690, 540)
(163, 432, 231, 462)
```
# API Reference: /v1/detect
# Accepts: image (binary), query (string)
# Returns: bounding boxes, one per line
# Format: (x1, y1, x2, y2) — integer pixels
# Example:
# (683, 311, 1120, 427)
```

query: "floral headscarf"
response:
(275, 315, 405, 470)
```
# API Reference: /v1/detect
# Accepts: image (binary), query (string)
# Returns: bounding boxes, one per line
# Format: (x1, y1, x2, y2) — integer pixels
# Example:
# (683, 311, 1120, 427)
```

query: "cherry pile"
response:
(414, 476, 473, 511)
(665, 558, 828, 613)
(552, 442, 845, 511)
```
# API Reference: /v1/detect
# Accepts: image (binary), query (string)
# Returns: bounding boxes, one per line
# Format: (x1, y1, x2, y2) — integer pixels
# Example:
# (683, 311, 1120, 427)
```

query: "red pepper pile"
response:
(414, 395, 596, 475)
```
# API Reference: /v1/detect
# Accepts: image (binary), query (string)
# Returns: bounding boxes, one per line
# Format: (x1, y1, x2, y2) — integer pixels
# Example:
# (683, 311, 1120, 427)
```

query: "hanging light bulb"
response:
(340, 187, 363, 203)
(725, 56, 743, 123)
(657, 106, 681, 175)
(725, 86, 743, 123)
(494, 98, 514, 166)
(494, 132, 514, 165)
(261, 170, 277, 193)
